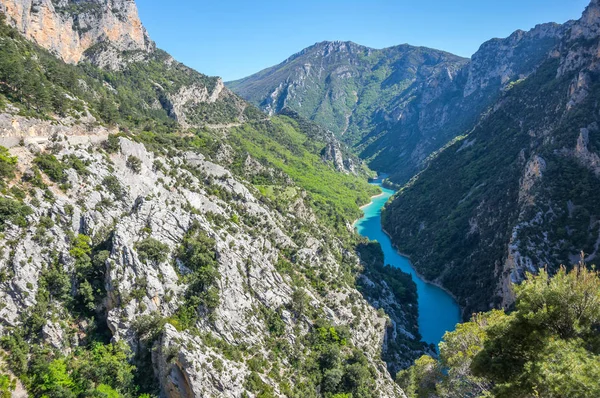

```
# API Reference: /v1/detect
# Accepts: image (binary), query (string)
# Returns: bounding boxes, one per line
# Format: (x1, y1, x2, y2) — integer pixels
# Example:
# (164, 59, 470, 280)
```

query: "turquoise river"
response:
(355, 179, 461, 347)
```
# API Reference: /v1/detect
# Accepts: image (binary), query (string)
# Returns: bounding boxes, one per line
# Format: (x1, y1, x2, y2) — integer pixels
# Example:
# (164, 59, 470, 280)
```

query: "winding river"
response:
(355, 178, 461, 347)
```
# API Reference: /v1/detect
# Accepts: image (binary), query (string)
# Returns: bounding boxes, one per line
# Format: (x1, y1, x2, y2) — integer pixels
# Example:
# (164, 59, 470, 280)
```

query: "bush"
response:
(172, 222, 221, 328)
(27, 342, 136, 396)
(0, 146, 17, 181)
(0, 197, 32, 230)
(102, 175, 126, 200)
(244, 372, 275, 397)
(0, 374, 15, 398)
(126, 155, 142, 173)
(103, 135, 121, 153)
(34, 153, 67, 183)
(65, 154, 89, 176)
(136, 237, 169, 265)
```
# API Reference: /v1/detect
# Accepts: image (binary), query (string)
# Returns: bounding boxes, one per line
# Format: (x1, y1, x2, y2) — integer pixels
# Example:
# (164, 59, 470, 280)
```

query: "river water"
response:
(355, 179, 461, 347)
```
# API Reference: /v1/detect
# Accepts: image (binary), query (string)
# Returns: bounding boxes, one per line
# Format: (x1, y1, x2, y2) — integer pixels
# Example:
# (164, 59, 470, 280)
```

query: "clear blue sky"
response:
(136, 0, 590, 81)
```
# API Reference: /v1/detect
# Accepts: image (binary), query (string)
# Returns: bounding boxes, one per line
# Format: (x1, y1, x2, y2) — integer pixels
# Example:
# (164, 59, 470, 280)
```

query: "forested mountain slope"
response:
(228, 24, 568, 184)
(383, 0, 600, 317)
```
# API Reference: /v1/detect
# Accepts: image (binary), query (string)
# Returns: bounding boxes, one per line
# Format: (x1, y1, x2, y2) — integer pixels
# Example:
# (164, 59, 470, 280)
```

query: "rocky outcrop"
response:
(0, 112, 115, 148)
(0, 121, 406, 396)
(165, 78, 239, 128)
(464, 23, 566, 97)
(572, 125, 600, 176)
(0, 0, 154, 67)
(321, 139, 356, 174)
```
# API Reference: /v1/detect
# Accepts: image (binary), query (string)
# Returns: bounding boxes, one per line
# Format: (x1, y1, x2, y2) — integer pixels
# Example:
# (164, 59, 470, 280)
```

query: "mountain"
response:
(227, 41, 470, 183)
(0, 2, 422, 397)
(382, 0, 600, 317)
(228, 31, 566, 184)
(228, 41, 465, 135)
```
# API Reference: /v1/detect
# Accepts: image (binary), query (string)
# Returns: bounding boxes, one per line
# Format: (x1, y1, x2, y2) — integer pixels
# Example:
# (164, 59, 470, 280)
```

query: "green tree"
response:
(98, 96, 119, 124)
(126, 155, 142, 173)
(103, 135, 121, 153)
(31, 359, 76, 396)
(472, 264, 600, 397)
(397, 355, 443, 398)
(34, 153, 67, 183)
(400, 263, 600, 398)
(0, 146, 17, 180)
(136, 237, 169, 265)
(0, 197, 32, 230)
(94, 384, 120, 398)
(176, 222, 221, 318)
(0, 374, 15, 398)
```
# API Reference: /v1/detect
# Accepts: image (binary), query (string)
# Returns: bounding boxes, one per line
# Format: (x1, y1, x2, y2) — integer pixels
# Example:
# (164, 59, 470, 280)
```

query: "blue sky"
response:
(136, 0, 590, 81)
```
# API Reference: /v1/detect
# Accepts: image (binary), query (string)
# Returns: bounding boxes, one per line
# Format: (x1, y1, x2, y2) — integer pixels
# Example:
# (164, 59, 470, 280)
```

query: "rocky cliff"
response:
(0, 126, 404, 397)
(382, 0, 600, 317)
(0, 0, 153, 67)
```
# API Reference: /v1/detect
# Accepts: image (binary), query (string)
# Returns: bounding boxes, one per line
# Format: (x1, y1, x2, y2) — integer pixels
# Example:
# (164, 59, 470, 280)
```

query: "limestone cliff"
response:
(0, 0, 153, 67)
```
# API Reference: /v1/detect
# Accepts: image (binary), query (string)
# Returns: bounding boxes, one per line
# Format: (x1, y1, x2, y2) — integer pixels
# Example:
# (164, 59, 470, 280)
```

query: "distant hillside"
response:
(228, 29, 566, 184)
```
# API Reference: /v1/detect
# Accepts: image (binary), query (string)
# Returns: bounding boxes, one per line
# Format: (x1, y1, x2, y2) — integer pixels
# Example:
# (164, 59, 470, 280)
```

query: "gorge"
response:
(355, 178, 460, 347)
(0, 0, 598, 397)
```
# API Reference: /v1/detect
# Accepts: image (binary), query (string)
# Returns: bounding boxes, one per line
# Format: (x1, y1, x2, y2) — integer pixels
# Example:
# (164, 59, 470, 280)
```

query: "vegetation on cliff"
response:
(382, 52, 600, 316)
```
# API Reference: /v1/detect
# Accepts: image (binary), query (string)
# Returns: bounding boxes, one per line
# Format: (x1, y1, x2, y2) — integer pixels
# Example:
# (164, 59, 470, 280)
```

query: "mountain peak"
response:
(0, 0, 154, 66)
(282, 40, 367, 64)
(575, 0, 600, 38)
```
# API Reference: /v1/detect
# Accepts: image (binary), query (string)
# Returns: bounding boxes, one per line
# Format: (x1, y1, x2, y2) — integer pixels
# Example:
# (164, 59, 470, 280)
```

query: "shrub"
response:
(126, 155, 142, 173)
(103, 135, 121, 153)
(34, 153, 67, 183)
(102, 175, 126, 200)
(0, 197, 32, 230)
(136, 237, 169, 265)
(0, 146, 17, 181)
(172, 222, 221, 328)
(0, 374, 15, 398)
(65, 154, 89, 176)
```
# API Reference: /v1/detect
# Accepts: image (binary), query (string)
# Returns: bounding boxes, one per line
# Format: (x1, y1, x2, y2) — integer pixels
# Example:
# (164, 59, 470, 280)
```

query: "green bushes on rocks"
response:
(0, 197, 32, 230)
(0, 146, 17, 181)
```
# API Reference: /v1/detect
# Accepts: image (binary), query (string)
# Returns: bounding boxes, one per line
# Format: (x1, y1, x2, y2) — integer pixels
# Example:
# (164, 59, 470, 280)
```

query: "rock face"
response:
(164, 78, 245, 128)
(0, 126, 406, 397)
(322, 140, 354, 173)
(0, 0, 153, 66)
(382, 0, 600, 317)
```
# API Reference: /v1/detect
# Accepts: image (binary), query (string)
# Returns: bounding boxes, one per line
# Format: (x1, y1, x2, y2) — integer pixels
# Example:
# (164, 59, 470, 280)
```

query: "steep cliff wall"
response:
(382, 0, 600, 317)
(0, 0, 153, 66)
